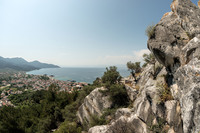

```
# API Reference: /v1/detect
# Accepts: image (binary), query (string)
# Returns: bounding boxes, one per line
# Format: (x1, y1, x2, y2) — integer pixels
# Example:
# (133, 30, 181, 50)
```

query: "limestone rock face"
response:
(165, 100, 183, 132)
(114, 108, 132, 120)
(88, 125, 108, 133)
(148, 0, 200, 74)
(88, 64, 182, 133)
(89, 114, 148, 133)
(148, 0, 200, 132)
(124, 85, 138, 102)
(77, 87, 112, 125)
(173, 62, 200, 133)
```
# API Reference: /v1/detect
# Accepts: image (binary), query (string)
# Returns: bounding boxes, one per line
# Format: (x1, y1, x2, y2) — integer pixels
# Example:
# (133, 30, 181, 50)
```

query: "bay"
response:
(27, 67, 130, 84)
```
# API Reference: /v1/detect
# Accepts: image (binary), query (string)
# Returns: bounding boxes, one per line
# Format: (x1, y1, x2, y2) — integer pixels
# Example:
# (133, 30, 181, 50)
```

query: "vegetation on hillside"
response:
(142, 53, 156, 67)
(0, 66, 129, 133)
(126, 61, 141, 82)
(143, 53, 163, 79)
(157, 83, 174, 104)
(146, 24, 156, 39)
(85, 66, 129, 129)
(0, 82, 99, 133)
(102, 66, 121, 85)
(100, 66, 129, 108)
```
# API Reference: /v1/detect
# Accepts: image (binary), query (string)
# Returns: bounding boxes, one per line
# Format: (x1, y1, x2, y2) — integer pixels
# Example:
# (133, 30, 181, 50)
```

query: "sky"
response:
(0, 0, 199, 67)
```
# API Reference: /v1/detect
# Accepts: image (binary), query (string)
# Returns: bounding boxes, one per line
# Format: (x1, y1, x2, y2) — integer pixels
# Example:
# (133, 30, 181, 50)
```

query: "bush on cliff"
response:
(157, 83, 173, 104)
(146, 24, 156, 39)
(142, 53, 156, 67)
(102, 66, 121, 85)
(127, 61, 141, 82)
(100, 66, 129, 108)
(109, 84, 129, 107)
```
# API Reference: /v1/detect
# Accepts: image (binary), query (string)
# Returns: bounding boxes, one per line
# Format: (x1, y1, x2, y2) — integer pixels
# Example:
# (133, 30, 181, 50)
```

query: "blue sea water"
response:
(27, 67, 130, 84)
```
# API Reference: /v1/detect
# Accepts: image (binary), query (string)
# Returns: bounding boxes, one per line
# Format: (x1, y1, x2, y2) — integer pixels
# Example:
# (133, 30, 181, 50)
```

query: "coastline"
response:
(27, 67, 130, 84)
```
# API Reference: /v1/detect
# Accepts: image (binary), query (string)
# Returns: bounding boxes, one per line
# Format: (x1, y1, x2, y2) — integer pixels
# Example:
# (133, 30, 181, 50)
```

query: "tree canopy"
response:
(143, 53, 156, 67)
(101, 66, 121, 85)
(127, 61, 141, 77)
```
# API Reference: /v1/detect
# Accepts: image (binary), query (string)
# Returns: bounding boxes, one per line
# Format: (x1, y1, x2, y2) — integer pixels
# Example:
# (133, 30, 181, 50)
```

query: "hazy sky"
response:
(0, 0, 199, 67)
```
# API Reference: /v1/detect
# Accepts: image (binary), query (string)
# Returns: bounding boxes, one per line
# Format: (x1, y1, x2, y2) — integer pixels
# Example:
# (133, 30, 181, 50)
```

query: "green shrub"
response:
(101, 108, 118, 123)
(100, 84, 129, 108)
(102, 66, 121, 85)
(93, 77, 102, 86)
(126, 61, 141, 82)
(146, 24, 156, 39)
(88, 108, 118, 128)
(100, 66, 129, 108)
(63, 102, 78, 122)
(90, 115, 107, 127)
(109, 84, 129, 107)
(149, 117, 166, 133)
(54, 121, 82, 133)
(142, 53, 156, 67)
(152, 63, 163, 80)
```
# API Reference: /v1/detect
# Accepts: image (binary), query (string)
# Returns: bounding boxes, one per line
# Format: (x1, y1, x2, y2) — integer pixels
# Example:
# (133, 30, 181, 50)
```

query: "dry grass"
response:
(135, 85, 140, 91)
(157, 83, 173, 103)
(126, 83, 132, 87)
(195, 73, 200, 77)
(146, 24, 156, 39)
(135, 72, 141, 77)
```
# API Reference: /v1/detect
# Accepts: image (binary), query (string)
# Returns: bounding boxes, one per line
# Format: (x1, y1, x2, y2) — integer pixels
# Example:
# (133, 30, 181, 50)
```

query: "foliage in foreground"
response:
(0, 87, 77, 133)
(89, 108, 118, 128)
(0, 83, 97, 133)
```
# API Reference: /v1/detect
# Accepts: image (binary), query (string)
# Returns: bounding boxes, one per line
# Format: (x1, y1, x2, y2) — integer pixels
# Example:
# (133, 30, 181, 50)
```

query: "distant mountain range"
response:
(0, 56, 60, 71)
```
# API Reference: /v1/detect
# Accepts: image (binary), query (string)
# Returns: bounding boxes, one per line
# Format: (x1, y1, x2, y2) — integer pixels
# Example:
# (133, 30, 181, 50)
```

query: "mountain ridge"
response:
(0, 56, 60, 71)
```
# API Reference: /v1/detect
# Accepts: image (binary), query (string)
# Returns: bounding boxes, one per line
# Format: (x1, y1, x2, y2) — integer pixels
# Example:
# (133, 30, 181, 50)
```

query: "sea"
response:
(27, 67, 130, 84)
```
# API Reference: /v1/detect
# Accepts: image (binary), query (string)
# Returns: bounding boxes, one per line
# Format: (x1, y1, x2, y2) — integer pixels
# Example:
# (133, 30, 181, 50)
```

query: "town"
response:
(0, 72, 88, 107)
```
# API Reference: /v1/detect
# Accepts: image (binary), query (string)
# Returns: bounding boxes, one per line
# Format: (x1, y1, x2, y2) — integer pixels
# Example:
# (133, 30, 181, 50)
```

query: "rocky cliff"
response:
(88, 64, 183, 133)
(79, 0, 200, 133)
(77, 87, 112, 127)
(148, 0, 200, 132)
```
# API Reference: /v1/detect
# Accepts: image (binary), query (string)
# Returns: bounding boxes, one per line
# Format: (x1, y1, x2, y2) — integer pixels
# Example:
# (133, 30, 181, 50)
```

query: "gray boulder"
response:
(114, 108, 132, 120)
(165, 100, 183, 133)
(125, 85, 138, 102)
(77, 87, 112, 126)
(173, 63, 200, 133)
(88, 125, 109, 133)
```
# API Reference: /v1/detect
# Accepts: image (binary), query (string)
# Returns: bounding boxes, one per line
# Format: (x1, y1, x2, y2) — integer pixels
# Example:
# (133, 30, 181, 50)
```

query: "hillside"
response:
(0, 56, 60, 71)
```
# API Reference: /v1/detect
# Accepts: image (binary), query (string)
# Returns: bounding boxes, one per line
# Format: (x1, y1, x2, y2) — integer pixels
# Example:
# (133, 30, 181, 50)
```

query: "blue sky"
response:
(0, 0, 199, 67)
